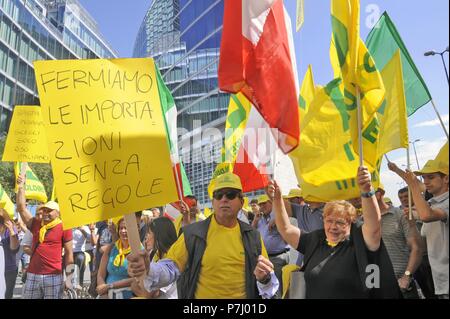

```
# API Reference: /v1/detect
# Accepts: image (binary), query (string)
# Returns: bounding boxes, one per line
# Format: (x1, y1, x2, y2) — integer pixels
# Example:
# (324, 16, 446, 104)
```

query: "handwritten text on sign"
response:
(33, 58, 178, 229)
(2, 106, 50, 163)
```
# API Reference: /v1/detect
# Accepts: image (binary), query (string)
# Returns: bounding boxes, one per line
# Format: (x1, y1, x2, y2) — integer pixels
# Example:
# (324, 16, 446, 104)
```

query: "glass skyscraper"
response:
(0, 0, 117, 132)
(133, 0, 230, 205)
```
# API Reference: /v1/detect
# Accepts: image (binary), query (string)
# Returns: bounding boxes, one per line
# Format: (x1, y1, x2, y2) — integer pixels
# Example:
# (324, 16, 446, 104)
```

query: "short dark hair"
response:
(135, 211, 143, 218)
(398, 187, 409, 194)
(250, 199, 258, 205)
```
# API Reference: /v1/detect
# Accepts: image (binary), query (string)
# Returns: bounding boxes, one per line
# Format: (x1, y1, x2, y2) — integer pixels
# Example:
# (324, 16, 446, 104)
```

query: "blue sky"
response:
(80, 0, 449, 205)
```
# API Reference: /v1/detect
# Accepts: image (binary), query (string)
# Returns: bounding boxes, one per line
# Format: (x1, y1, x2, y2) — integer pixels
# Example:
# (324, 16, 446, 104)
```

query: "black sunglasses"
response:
(213, 190, 241, 201)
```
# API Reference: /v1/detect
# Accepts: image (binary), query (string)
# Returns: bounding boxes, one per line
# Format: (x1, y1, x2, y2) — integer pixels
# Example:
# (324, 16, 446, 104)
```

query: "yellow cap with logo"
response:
(284, 188, 303, 199)
(211, 172, 243, 193)
(257, 194, 270, 204)
(414, 160, 449, 176)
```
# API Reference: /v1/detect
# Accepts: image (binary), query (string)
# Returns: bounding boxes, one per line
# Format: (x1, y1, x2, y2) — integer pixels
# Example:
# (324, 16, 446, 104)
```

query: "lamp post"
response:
(410, 139, 421, 171)
(424, 46, 449, 85)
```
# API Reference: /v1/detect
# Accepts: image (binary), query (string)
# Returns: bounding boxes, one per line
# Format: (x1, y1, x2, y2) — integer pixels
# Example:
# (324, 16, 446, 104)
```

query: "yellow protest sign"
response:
(2, 105, 50, 163)
(33, 58, 178, 229)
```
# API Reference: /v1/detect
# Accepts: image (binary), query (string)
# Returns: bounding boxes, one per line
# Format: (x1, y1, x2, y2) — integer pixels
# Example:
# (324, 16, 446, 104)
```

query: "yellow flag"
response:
(296, 0, 305, 32)
(289, 78, 379, 202)
(362, 50, 409, 164)
(330, 0, 385, 152)
(51, 183, 57, 202)
(208, 93, 251, 197)
(0, 183, 15, 219)
(435, 141, 449, 166)
(203, 207, 213, 218)
(299, 65, 317, 130)
(14, 162, 48, 203)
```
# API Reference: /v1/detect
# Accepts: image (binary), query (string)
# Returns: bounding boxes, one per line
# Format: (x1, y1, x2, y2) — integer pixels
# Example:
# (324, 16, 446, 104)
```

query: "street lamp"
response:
(424, 46, 449, 85)
(410, 139, 421, 171)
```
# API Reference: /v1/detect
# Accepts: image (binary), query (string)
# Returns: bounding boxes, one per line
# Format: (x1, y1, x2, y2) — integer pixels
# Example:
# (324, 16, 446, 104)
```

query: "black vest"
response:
(178, 216, 262, 299)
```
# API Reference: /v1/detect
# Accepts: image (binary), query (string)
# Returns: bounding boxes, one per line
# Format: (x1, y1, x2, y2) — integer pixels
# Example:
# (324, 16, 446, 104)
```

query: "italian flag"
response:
(219, 0, 300, 154)
(156, 67, 192, 200)
(209, 93, 298, 197)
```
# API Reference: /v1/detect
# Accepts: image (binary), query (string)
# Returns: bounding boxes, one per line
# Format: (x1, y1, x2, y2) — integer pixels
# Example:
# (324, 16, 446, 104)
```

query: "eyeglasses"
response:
(213, 190, 241, 201)
(324, 218, 349, 228)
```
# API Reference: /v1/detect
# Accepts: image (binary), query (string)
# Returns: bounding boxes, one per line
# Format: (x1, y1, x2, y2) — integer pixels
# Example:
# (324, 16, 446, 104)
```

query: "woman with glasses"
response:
(131, 217, 178, 298)
(270, 166, 401, 299)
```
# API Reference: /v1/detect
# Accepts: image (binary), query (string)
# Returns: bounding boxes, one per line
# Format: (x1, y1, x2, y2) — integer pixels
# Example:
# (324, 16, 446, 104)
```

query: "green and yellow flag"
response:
(289, 78, 379, 202)
(0, 183, 15, 219)
(435, 141, 449, 167)
(330, 0, 385, 151)
(14, 162, 48, 203)
(299, 65, 318, 130)
(366, 12, 431, 116)
(208, 93, 251, 197)
(362, 50, 409, 166)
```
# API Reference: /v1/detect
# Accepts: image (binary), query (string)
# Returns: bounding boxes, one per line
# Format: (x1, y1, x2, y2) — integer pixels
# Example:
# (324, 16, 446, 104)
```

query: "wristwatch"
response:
(404, 270, 412, 278)
(361, 190, 376, 198)
(108, 283, 114, 290)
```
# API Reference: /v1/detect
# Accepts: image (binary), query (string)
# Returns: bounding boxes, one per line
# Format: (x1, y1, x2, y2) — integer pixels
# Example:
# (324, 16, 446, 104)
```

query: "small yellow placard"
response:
(2, 105, 50, 163)
(34, 58, 178, 229)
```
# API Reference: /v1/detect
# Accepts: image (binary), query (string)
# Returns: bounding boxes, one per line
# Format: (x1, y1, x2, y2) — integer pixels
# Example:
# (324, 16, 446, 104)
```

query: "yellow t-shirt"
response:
(166, 216, 268, 299)
(174, 213, 205, 235)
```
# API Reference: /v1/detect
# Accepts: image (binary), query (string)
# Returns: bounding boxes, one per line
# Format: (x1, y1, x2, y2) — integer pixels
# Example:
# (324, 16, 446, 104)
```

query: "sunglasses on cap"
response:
(213, 190, 241, 201)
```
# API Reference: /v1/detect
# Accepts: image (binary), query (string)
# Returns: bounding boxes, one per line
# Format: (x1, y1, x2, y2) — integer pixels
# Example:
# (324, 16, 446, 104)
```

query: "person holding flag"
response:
(127, 172, 279, 299)
(269, 166, 401, 298)
(16, 175, 74, 299)
(402, 160, 449, 299)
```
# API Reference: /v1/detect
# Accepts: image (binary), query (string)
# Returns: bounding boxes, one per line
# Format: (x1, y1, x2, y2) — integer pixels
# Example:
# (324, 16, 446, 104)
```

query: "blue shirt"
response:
(256, 212, 289, 255)
(0, 227, 19, 272)
(106, 245, 133, 299)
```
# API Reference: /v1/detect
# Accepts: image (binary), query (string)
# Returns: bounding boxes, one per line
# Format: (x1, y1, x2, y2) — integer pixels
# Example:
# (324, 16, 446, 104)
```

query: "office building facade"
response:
(133, 0, 232, 205)
(0, 0, 117, 132)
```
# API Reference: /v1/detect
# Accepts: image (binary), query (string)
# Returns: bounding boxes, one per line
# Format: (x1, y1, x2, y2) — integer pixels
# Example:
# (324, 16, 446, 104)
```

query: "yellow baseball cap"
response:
(211, 173, 243, 193)
(414, 160, 449, 176)
(43, 201, 60, 211)
(377, 183, 386, 195)
(284, 188, 303, 199)
(258, 194, 270, 204)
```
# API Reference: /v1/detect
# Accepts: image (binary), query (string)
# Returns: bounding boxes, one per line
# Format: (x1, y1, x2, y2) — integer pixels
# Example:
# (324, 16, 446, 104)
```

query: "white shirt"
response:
(72, 226, 91, 253)
(0, 235, 5, 299)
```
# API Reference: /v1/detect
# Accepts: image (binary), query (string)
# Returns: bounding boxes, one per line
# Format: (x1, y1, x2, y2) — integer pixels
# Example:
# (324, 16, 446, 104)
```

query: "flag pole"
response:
(356, 86, 364, 166)
(430, 99, 449, 141)
(406, 147, 413, 220)
(173, 160, 189, 224)
(384, 154, 390, 163)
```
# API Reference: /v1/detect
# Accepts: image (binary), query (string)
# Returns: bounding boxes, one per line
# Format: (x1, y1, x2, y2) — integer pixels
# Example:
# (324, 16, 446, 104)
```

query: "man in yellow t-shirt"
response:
(128, 173, 279, 299)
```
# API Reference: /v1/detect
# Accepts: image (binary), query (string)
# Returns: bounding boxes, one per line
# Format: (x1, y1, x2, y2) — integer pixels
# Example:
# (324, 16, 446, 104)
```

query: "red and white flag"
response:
(219, 0, 300, 154)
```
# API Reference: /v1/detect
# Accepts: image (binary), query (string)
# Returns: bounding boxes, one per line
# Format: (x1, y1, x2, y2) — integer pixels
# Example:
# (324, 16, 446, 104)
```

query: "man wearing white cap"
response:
(16, 175, 73, 299)
(127, 172, 279, 299)
(403, 160, 449, 299)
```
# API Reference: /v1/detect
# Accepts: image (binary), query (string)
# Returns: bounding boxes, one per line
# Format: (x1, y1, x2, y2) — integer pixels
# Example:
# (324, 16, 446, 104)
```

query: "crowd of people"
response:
(0, 158, 448, 299)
